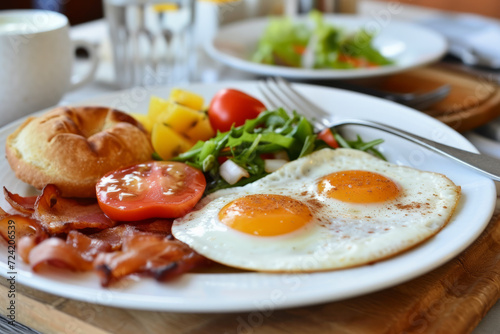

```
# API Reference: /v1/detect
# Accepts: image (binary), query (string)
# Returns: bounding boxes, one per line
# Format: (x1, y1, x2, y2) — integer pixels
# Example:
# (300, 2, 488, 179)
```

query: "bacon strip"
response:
(67, 230, 112, 262)
(94, 235, 210, 286)
(2, 186, 209, 286)
(3, 187, 37, 215)
(0, 212, 36, 241)
(0, 205, 49, 262)
(33, 184, 116, 234)
(131, 219, 173, 236)
(29, 231, 112, 272)
(89, 219, 173, 251)
(88, 224, 138, 251)
(30, 238, 94, 272)
(18, 236, 39, 264)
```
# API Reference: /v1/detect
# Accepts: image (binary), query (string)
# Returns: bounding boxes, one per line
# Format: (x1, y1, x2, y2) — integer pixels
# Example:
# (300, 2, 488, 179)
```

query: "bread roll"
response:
(6, 106, 154, 198)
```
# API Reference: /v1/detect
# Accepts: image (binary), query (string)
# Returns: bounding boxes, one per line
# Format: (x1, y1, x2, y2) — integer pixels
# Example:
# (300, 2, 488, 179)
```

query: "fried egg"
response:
(172, 148, 461, 272)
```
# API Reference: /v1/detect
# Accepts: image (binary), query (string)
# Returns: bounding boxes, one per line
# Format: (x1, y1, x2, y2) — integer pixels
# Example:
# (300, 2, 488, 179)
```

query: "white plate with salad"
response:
(205, 13, 448, 79)
(0, 81, 495, 312)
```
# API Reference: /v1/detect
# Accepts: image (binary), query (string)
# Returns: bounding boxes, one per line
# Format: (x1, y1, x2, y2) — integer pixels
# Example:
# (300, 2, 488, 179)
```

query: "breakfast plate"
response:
(205, 15, 448, 79)
(0, 82, 496, 312)
(465, 131, 500, 160)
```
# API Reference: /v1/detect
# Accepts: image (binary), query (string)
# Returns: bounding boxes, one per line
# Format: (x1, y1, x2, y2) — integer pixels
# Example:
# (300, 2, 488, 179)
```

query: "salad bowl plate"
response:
(205, 15, 448, 80)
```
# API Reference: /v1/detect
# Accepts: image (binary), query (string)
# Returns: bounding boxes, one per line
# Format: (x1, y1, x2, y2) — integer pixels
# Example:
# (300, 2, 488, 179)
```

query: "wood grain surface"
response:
(374, 65, 500, 133)
(1, 199, 499, 334)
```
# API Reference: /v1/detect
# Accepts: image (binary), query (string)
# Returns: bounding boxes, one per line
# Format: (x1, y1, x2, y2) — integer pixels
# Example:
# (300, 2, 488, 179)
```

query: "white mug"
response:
(0, 10, 98, 126)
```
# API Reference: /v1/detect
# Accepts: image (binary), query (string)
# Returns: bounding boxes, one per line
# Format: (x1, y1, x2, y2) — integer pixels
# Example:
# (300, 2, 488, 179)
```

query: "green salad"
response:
(172, 108, 384, 194)
(251, 11, 393, 69)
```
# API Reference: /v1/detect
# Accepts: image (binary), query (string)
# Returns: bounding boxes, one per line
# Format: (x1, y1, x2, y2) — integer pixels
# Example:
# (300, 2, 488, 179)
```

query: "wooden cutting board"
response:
(373, 64, 500, 133)
(1, 198, 499, 334)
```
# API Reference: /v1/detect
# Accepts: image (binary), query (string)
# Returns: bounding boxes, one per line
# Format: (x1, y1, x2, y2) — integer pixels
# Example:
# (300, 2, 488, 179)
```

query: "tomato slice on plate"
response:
(96, 161, 206, 221)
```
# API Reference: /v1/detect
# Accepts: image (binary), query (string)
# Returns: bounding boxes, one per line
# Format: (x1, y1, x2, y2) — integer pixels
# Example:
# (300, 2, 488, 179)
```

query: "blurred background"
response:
(1, 0, 499, 26)
(0, 0, 103, 25)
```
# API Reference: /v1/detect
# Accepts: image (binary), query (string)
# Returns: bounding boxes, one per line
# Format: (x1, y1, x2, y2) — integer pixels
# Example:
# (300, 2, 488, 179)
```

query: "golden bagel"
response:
(6, 106, 154, 198)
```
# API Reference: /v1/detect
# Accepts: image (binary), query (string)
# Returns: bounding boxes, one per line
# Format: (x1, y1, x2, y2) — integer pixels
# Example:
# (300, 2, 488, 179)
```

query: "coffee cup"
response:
(0, 10, 98, 126)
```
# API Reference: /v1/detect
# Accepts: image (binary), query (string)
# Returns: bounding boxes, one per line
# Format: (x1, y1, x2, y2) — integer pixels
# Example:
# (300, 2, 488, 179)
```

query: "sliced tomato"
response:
(208, 88, 266, 132)
(338, 53, 378, 68)
(293, 45, 307, 55)
(318, 128, 339, 148)
(96, 161, 206, 221)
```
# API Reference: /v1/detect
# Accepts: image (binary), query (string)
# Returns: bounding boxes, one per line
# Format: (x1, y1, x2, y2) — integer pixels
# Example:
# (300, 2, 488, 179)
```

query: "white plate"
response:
(0, 82, 495, 312)
(465, 132, 500, 160)
(205, 15, 447, 79)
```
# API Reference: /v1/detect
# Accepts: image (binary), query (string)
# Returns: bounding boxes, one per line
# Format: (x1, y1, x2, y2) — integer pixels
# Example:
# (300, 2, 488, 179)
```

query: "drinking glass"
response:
(104, 0, 196, 89)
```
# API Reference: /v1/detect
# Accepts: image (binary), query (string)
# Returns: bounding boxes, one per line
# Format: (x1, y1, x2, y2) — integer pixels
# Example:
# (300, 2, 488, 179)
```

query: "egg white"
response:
(172, 148, 461, 272)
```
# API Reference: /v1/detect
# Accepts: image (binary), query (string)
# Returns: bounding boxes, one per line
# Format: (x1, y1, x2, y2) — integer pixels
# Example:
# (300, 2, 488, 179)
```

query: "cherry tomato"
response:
(208, 89, 266, 132)
(96, 161, 206, 221)
(318, 128, 339, 148)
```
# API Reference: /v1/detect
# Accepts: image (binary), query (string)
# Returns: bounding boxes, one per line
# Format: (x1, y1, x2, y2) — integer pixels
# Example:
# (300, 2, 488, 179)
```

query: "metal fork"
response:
(320, 81, 451, 110)
(257, 77, 500, 182)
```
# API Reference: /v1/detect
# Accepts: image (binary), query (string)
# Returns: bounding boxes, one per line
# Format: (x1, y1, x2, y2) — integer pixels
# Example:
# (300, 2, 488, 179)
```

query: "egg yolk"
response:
(317, 170, 400, 203)
(218, 194, 312, 236)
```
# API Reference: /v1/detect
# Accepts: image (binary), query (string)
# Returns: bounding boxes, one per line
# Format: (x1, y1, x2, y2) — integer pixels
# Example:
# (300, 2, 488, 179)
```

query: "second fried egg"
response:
(172, 148, 461, 272)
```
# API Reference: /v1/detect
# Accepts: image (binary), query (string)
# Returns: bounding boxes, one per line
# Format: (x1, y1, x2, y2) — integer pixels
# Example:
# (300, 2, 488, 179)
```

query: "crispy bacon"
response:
(33, 184, 116, 234)
(30, 238, 94, 272)
(29, 231, 112, 272)
(131, 219, 173, 236)
(2, 186, 210, 287)
(18, 236, 39, 263)
(66, 230, 112, 262)
(0, 207, 48, 259)
(94, 235, 210, 286)
(3, 187, 36, 215)
(89, 219, 173, 251)
(88, 224, 138, 251)
(0, 205, 49, 262)
(0, 212, 38, 241)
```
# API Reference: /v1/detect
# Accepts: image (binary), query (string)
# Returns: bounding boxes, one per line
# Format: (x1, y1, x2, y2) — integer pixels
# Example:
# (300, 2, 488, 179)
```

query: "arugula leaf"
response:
(332, 130, 386, 161)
